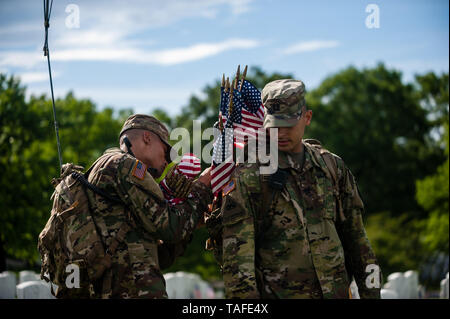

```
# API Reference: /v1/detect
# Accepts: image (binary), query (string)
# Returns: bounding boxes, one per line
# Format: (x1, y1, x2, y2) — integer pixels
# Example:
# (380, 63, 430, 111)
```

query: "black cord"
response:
(43, 0, 63, 172)
(71, 172, 124, 205)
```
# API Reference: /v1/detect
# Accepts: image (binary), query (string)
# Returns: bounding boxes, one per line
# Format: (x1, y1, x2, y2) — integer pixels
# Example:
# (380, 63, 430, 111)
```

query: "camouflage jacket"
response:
(220, 141, 380, 299)
(86, 148, 212, 298)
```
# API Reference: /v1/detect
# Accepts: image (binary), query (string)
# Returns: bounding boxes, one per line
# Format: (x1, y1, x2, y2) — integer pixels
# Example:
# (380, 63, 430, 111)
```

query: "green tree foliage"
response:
(1, 74, 45, 264)
(414, 72, 449, 132)
(305, 64, 445, 217)
(364, 212, 425, 280)
(416, 123, 449, 254)
(365, 122, 448, 279)
(414, 72, 449, 256)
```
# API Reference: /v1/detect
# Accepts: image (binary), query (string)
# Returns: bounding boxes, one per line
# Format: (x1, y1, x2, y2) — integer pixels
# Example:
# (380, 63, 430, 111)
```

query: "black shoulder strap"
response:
(71, 171, 123, 205)
(320, 152, 346, 223)
(79, 152, 126, 205)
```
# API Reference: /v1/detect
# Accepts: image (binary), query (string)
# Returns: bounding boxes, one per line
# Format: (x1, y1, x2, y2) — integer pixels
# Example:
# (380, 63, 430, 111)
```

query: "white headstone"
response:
(164, 271, 215, 299)
(385, 272, 407, 298)
(418, 285, 426, 299)
(19, 270, 38, 284)
(381, 288, 399, 299)
(446, 273, 449, 299)
(404, 270, 419, 299)
(195, 279, 215, 299)
(16, 281, 55, 299)
(440, 272, 449, 299)
(0, 271, 17, 299)
(164, 272, 184, 299)
(349, 280, 360, 299)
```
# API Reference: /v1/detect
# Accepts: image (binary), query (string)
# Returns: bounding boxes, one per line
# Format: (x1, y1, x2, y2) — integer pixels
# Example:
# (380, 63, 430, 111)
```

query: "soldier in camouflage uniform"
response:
(219, 79, 380, 299)
(86, 114, 212, 298)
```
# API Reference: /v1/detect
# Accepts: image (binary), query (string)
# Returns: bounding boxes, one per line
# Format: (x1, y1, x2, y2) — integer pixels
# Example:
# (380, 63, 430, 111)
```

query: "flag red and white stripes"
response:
(177, 153, 201, 178)
(211, 158, 235, 195)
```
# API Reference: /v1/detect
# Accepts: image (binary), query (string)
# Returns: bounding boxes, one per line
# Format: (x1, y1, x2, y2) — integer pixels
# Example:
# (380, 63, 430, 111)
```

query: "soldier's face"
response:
(276, 109, 312, 153)
(141, 131, 168, 177)
(148, 138, 169, 176)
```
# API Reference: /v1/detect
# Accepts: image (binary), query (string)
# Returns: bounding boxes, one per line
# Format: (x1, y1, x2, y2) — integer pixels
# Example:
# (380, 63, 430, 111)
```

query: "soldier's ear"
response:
(143, 130, 153, 145)
(304, 109, 313, 126)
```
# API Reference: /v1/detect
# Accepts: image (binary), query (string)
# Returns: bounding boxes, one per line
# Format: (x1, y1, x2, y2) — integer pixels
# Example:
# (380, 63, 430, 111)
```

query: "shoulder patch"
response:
(132, 160, 147, 180)
(222, 179, 236, 197)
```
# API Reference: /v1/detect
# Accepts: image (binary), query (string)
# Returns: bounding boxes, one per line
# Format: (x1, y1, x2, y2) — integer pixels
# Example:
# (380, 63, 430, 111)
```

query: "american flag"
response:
(160, 153, 201, 205)
(211, 79, 264, 195)
(176, 153, 201, 178)
(132, 160, 147, 180)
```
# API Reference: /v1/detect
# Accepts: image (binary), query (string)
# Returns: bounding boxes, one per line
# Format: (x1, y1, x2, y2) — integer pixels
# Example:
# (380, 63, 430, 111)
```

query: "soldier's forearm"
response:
(342, 208, 381, 299)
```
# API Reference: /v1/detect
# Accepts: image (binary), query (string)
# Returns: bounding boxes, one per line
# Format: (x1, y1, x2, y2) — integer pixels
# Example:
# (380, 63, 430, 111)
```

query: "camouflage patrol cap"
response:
(120, 114, 171, 151)
(262, 79, 306, 128)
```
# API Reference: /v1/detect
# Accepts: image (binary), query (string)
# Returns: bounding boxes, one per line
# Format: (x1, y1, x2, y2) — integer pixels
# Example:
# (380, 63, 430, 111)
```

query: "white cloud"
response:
(0, 38, 260, 68)
(140, 38, 260, 65)
(17, 71, 56, 84)
(0, 22, 41, 36)
(0, 50, 44, 68)
(0, 0, 258, 70)
(283, 40, 340, 55)
(54, 30, 124, 48)
(74, 0, 254, 30)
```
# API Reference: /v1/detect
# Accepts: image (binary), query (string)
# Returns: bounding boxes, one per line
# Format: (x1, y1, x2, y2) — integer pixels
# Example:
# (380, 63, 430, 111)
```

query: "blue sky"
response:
(0, 0, 448, 116)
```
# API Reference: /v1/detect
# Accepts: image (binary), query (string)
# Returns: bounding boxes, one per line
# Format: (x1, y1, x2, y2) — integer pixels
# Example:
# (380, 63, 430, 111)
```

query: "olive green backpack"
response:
(38, 163, 129, 298)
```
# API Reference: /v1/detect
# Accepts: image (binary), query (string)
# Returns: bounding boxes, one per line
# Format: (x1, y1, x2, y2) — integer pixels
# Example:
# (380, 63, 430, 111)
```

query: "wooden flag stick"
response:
(228, 79, 235, 115)
(235, 65, 240, 90)
(239, 65, 248, 92)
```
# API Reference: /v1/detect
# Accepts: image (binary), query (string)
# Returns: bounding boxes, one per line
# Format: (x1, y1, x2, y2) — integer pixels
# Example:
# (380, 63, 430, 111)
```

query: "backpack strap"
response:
(303, 140, 346, 223)
(304, 141, 354, 282)
(72, 171, 123, 205)
(320, 152, 346, 223)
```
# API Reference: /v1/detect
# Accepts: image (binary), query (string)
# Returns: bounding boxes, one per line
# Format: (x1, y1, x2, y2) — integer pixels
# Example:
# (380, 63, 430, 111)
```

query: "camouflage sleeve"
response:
(338, 164, 381, 299)
(221, 167, 260, 299)
(116, 157, 212, 244)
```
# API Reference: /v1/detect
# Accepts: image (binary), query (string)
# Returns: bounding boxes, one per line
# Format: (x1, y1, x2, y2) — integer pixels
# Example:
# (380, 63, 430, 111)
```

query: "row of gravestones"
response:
(0, 271, 55, 299)
(0, 270, 219, 299)
(350, 270, 450, 299)
(2, 269, 448, 299)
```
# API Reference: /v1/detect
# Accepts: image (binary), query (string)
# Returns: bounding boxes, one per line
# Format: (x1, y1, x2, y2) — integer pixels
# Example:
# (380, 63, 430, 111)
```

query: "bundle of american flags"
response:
(210, 65, 265, 195)
(160, 153, 201, 205)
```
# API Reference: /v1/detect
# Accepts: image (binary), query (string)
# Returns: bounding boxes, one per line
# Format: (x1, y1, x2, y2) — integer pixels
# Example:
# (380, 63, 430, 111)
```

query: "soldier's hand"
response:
(197, 167, 212, 187)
